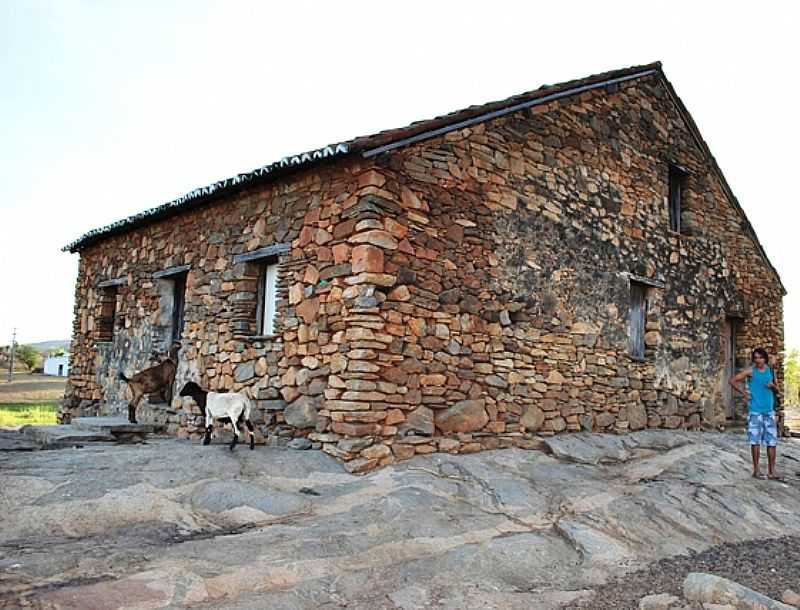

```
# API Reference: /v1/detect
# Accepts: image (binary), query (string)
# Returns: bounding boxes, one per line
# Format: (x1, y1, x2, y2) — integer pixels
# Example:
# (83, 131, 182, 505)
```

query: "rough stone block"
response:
(435, 400, 488, 434)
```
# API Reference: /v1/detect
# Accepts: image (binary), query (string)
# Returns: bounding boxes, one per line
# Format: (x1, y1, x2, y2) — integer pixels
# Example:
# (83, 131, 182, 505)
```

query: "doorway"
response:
(722, 317, 738, 419)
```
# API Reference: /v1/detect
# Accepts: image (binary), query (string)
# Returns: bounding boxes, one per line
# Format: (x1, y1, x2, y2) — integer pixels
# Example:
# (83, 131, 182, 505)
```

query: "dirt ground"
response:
(0, 373, 66, 404)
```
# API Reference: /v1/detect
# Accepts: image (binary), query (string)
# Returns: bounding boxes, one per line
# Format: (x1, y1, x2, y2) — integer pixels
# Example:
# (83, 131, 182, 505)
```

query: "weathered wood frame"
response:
(95, 285, 119, 343)
(668, 164, 688, 234)
(628, 282, 648, 360)
(233, 244, 289, 338)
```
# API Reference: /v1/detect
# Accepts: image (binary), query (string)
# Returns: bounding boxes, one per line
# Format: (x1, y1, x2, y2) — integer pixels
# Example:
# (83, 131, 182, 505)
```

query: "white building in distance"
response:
(43, 354, 70, 377)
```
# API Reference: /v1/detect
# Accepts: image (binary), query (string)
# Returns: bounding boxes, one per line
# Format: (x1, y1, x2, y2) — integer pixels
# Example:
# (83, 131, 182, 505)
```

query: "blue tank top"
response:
(749, 366, 775, 414)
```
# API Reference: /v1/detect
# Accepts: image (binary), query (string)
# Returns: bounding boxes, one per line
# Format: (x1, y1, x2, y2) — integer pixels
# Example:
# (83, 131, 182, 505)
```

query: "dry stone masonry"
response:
(61, 63, 785, 472)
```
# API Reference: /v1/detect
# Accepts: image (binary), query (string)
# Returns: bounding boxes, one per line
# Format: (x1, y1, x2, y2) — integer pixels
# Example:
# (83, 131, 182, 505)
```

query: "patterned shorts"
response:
(747, 412, 778, 447)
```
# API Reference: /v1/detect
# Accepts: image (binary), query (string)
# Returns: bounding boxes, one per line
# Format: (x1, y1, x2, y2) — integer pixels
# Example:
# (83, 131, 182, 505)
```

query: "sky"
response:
(1, 1, 798, 351)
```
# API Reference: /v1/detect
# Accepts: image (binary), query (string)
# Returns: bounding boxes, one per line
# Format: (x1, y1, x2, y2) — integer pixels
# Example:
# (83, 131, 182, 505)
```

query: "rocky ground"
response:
(566, 536, 800, 609)
(1, 430, 799, 609)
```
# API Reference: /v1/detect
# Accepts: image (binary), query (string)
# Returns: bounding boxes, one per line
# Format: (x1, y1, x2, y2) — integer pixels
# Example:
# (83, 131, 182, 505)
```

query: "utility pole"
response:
(8, 328, 16, 383)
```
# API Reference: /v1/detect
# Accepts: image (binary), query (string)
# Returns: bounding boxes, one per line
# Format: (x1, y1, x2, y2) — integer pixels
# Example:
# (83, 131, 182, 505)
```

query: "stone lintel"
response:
(153, 264, 191, 279)
(97, 277, 127, 288)
(233, 243, 291, 264)
(625, 273, 666, 289)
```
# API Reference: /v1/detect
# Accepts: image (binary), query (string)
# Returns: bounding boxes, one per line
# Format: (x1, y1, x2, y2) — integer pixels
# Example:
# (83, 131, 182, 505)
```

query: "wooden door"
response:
(722, 318, 735, 418)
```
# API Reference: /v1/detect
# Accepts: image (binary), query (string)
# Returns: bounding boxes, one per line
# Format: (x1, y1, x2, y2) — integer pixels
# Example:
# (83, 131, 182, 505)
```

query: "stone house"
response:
(61, 62, 785, 472)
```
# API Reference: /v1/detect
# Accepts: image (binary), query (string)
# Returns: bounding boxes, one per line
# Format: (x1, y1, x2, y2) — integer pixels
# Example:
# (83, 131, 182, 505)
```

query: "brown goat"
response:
(119, 342, 180, 423)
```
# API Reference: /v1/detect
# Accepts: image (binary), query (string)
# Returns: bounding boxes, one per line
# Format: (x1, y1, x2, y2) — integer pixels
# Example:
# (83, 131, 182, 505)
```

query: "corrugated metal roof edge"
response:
(62, 143, 351, 252)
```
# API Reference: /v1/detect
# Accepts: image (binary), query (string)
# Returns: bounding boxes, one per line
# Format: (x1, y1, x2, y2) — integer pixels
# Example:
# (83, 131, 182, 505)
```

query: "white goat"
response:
(179, 381, 255, 450)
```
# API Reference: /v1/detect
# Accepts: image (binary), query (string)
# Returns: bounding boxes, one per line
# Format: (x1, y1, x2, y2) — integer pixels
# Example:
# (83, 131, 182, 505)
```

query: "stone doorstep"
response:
(19, 417, 156, 449)
(0, 429, 40, 452)
(20, 425, 117, 448)
(71, 417, 155, 435)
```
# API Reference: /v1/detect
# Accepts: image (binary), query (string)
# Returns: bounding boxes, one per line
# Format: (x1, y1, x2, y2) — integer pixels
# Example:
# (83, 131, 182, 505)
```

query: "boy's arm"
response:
(767, 367, 780, 392)
(729, 368, 752, 399)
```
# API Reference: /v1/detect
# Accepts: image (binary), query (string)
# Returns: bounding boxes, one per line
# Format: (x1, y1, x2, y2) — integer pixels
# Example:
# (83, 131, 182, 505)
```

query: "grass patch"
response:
(0, 402, 59, 427)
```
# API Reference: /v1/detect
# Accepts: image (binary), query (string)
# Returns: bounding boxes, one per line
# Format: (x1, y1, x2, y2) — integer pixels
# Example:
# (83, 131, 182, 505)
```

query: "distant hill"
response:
(29, 340, 71, 353)
(0, 339, 71, 354)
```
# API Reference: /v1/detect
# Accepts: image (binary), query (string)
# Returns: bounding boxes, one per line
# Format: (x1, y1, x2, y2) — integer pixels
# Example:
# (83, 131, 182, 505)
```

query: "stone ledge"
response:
(20, 425, 116, 448)
(71, 417, 155, 434)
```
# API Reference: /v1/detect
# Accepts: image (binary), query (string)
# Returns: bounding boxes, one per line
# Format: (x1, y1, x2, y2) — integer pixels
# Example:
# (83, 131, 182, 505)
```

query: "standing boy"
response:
(729, 347, 780, 479)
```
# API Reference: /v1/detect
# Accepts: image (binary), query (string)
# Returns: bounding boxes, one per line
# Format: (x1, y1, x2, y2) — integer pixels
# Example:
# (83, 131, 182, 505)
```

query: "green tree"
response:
(16, 344, 41, 371)
(784, 348, 800, 406)
(51, 347, 66, 357)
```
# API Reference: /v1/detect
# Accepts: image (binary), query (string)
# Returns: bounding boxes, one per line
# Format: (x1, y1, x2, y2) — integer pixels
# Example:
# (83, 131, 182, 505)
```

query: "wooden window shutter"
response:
(260, 263, 279, 335)
(629, 282, 647, 359)
(171, 273, 187, 344)
(668, 165, 686, 233)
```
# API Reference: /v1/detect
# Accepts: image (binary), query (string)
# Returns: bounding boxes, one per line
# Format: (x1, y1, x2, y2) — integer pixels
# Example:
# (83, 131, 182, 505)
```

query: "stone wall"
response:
(63, 72, 784, 471)
(62, 160, 374, 442)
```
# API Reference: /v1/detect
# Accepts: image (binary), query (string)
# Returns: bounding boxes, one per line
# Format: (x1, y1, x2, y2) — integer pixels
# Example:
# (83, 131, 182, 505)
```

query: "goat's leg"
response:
(128, 390, 142, 424)
(245, 420, 255, 450)
(203, 413, 213, 445)
(229, 416, 240, 451)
